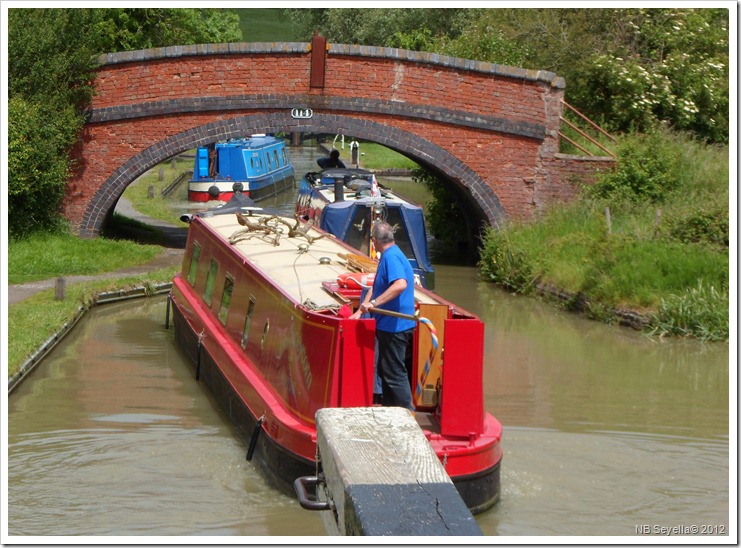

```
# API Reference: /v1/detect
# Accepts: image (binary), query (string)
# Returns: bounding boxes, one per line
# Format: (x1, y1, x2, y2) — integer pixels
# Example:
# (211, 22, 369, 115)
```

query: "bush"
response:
(668, 207, 729, 248)
(8, 97, 81, 237)
(585, 132, 681, 203)
(478, 229, 538, 293)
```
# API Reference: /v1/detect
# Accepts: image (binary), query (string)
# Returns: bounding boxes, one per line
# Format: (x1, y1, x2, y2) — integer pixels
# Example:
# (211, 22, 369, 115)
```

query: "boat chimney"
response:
(334, 178, 344, 202)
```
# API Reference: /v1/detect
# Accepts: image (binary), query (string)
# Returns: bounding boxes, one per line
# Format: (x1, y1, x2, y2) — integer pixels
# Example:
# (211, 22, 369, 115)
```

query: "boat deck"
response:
(201, 212, 437, 310)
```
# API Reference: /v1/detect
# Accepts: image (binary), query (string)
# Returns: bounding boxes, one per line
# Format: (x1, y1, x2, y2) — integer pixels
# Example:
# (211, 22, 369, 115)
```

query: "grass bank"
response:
(332, 141, 418, 171)
(121, 154, 193, 225)
(478, 130, 729, 341)
(8, 232, 164, 284)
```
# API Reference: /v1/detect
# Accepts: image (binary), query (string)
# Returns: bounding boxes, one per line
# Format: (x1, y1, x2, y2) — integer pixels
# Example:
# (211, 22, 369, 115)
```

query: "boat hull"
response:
(171, 291, 501, 513)
(173, 305, 501, 514)
(190, 135, 295, 202)
(189, 170, 295, 203)
(171, 302, 314, 494)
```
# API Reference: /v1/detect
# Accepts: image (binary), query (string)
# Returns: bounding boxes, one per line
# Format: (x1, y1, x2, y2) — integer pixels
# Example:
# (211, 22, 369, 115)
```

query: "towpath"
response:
(8, 198, 185, 306)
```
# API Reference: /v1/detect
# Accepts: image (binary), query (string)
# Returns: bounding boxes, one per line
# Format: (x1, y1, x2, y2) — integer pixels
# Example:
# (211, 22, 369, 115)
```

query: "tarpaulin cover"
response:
(320, 201, 432, 273)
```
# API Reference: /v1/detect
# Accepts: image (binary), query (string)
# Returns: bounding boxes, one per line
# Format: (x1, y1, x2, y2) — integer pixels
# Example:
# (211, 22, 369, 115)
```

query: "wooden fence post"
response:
(55, 277, 66, 301)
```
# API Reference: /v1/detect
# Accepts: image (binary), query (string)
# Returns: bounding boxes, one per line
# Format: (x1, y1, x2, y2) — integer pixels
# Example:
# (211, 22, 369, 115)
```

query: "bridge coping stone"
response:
(96, 41, 566, 89)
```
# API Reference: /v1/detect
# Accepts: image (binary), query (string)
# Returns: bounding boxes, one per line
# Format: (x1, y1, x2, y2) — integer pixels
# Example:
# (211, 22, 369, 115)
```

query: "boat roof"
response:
(197, 211, 438, 310)
(214, 135, 284, 149)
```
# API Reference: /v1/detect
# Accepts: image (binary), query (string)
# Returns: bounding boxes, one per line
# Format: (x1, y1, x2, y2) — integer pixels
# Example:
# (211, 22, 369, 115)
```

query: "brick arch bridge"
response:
(67, 38, 614, 238)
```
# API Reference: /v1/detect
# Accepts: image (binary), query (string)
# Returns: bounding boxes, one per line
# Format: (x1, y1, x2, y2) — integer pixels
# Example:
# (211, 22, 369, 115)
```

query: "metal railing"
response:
(559, 100, 617, 158)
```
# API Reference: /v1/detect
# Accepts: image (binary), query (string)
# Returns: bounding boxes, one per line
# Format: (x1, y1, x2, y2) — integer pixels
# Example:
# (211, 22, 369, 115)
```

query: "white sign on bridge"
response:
(291, 108, 313, 119)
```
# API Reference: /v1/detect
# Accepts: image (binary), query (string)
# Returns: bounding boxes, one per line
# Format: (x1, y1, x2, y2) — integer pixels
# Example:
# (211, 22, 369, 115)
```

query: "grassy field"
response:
(331, 141, 418, 171)
(120, 154, 193, 225)
(8, 232, 164, 285)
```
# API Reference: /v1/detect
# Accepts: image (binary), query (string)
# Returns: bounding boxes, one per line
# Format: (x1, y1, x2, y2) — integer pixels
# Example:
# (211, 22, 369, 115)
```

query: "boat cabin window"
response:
(203, 258, 219, 307)
(266, 152, 273, 170)
(241, 295, 256, 349)
(282, 148, 288, 166)
(273, 150, 280, 169)
(218, 274, 235, 325)
(187, 242, 201, 286)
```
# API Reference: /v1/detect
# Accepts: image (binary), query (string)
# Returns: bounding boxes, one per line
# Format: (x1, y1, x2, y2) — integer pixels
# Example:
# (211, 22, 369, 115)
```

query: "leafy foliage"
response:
(284, 8, 471, 46)
(8, 97, 80, 237)
(478, 131, 729, 339)
(478, 229, 538, 293)
(88, 8, 242, 52)
(8, 9, 99, 109)
(289, 8, 729, 144)
(567, 9, 729, 143)
(585, 132, 681, 203)
(412, 169, 468, 245)
(668, 208, 729, 248)
(7, 8, 241, 238)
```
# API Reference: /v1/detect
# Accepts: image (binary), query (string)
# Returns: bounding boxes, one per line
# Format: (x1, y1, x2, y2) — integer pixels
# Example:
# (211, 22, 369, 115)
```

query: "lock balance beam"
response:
(297, 407, 483, 536)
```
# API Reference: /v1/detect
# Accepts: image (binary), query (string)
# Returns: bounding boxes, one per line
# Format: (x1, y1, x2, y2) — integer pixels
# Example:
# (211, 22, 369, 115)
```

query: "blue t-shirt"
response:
(371, 244, 416, 333)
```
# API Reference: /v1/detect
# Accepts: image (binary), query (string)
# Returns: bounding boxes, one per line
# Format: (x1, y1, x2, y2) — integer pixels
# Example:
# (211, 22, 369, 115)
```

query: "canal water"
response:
(6, 145, 732, 539)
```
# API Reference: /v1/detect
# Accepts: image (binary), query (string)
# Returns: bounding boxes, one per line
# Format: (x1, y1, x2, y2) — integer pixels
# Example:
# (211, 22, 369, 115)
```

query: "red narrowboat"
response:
(170, 208, 502, 514)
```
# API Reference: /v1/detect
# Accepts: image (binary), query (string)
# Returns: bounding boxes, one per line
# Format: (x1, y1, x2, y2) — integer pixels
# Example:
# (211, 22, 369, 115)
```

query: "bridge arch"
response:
(67, 40, 614, 238)
(88, 112, 505, 239)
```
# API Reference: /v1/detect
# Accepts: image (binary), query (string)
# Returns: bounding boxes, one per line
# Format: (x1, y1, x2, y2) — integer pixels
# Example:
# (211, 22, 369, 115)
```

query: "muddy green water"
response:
(6, 146, 731, 539)
(7, 270, 729, 539)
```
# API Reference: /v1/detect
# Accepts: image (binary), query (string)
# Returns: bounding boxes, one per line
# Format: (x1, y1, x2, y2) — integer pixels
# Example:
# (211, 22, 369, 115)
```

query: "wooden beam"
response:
(309, 407, 483, 536)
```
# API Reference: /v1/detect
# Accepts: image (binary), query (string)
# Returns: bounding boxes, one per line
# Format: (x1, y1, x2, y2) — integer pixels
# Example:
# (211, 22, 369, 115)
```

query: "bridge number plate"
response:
(291, 108, 313, 119)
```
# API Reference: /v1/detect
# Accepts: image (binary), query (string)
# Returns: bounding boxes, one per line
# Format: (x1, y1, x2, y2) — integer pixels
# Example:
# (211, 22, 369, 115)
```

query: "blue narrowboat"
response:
(190, 135, 295, 202)
(295, 168, 435, 290)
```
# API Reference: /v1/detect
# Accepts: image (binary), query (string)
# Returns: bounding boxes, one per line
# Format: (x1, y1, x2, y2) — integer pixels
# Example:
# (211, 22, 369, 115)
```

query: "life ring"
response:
(337, 272, 375, 289)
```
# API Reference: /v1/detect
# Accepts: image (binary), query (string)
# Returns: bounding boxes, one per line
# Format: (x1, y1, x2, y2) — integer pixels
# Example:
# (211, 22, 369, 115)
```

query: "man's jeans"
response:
(376, 328, 415, 410)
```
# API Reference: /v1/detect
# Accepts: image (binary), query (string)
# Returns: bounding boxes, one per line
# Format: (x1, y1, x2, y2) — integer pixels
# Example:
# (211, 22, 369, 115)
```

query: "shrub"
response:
(668, 207, 729, 248)
(478, 229, 538, 293)
(585, 132, 681, 203)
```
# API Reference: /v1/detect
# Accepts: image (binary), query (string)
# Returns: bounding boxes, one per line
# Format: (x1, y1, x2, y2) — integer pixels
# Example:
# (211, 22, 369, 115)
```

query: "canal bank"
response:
(7, 247, 183, 393)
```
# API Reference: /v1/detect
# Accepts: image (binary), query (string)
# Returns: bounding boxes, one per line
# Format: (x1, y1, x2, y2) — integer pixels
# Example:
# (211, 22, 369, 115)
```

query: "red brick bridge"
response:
(67, 36, 614, 238)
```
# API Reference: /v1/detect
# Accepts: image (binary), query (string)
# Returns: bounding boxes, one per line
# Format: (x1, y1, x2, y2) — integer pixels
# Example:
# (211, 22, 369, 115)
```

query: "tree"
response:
(285, 7, 472, 46)
(7, 8, 243, 238)
(286, 7, 729, 143)
(567, 9, 729, 142)
(88, 8, 242, 52)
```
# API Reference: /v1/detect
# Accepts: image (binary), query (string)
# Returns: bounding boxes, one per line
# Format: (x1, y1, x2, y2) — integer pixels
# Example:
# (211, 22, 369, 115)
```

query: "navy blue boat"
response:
(295, 168, 435, 289)
(190, 135, 295, 203)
